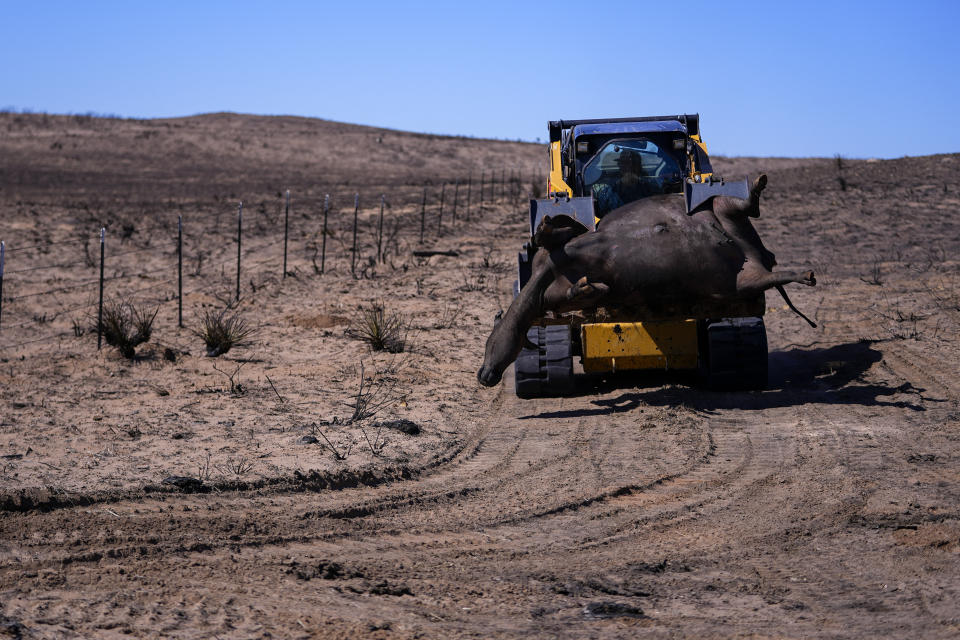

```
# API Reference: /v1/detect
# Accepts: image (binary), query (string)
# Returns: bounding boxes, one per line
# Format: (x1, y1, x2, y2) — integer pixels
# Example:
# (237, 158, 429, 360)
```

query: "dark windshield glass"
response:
(583, 138, 683, 216)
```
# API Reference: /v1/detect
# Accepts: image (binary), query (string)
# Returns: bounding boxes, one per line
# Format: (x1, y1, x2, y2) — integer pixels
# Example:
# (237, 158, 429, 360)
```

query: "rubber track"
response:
(514, 325, 574, 398)
(703, 317, 769, 390)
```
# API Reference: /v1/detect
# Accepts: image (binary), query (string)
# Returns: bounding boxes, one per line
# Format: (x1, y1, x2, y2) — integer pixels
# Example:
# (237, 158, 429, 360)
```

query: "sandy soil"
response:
(1, 112, 959, 638)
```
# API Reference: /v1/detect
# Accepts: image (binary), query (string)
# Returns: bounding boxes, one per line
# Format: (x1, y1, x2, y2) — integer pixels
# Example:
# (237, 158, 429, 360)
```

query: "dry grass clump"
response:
(195, 308, 256, 357)
(347, 302, 408, 353)
(97, 299, 158, 358)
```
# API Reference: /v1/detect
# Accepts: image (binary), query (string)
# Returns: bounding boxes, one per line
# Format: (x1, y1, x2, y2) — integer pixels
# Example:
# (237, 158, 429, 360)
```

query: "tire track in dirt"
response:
(307, 376, 703, 536)
(450, 341, 958, 635)
(0, 369, 703, 559)
(880, 341, 959, 403)
(526, 406, 848, 558)
(0, 382, 703, 637)
(714, 331, 960, 634)
(305, 385, 933, 637)
(0, 370, 685, 564)
(4, 335, 960, 637)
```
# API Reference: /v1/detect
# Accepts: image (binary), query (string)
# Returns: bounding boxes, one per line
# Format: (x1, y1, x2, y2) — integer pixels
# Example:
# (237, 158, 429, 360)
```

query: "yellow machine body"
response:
(547, 140, 573, 197)
(687, 134, 713, 182)
(580, 320, 699, 373)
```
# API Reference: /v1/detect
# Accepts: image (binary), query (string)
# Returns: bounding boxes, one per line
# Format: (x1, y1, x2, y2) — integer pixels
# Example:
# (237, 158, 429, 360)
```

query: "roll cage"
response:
(552, 117, 713, 198)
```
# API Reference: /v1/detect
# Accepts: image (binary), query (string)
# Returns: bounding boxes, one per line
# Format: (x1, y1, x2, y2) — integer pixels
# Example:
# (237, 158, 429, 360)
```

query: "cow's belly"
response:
(564, 220, 744, 304)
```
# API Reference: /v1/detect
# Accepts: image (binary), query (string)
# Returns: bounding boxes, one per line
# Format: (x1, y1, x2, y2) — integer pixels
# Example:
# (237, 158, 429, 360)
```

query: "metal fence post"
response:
(283, 189, 290, 278)
(177, 215, 183, 328)
(236, 202, 243, 302)
(419, 186, 426, 244)
(437, 183, 445, 235)
(465, 174, 472, 221)
(97, 228, 105, 350)
(452, 179, 459, 225)
(320, 194, 329, 274)
(377, 194, 385, 263)
(351, 193, 359, 277)
(0, 241, 4, 333)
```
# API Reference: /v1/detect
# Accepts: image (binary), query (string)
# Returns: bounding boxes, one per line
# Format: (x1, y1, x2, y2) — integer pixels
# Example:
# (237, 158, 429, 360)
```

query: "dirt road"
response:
(1, 113, 958, 638)
(3, 334, 959, 638)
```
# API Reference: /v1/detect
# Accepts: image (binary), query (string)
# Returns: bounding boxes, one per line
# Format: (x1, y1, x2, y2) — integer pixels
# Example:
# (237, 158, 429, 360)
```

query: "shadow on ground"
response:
(521, 340, 938, 419)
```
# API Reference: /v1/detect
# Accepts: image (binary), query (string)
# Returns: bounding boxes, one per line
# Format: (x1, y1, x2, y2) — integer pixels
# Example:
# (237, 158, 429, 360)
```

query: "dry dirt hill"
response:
(0, 112, 959, 639)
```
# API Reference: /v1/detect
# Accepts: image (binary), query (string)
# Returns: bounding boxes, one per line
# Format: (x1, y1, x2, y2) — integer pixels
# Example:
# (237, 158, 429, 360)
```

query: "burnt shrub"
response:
(346, 302, 408, 353)
(96, 299, 158, 358)
(194, 308, 256, 357)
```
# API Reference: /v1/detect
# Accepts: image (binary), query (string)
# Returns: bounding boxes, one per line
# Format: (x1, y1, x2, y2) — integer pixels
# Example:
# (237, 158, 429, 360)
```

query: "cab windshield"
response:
(582, 138, 683, 216)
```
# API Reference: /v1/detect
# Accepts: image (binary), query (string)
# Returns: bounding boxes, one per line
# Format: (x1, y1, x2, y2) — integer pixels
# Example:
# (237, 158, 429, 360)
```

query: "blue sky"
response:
(2, 1, 957, 158)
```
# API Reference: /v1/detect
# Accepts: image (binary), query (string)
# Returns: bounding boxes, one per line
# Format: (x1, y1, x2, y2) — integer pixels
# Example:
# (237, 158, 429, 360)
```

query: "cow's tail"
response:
(775, 285, 817, 328)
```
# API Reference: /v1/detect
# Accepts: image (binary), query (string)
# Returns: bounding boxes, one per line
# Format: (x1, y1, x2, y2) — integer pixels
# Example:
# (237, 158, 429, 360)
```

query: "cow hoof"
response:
(754, 173, 768, 194)
(567, 276, 609, 302)
(567, 276, 590, 300)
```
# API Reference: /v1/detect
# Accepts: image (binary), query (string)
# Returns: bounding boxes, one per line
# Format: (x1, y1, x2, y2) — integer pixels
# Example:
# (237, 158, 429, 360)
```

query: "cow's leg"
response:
(711, 175, 778, 270)
(737, 264, 815, 296)
(541, 275, 573, 308)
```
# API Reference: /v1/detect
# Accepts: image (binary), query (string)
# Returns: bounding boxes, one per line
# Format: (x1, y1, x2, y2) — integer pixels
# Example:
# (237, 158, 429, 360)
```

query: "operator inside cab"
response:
(583, 139, 683, 217)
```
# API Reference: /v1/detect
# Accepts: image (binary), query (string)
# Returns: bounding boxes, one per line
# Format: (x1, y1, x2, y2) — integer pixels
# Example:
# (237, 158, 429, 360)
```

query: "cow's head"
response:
(477, 311, 526, 387)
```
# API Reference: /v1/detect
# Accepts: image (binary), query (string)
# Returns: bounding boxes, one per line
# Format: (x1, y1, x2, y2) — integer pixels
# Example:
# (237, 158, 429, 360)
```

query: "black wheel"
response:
(701, 317, 768, 391)
(514, 325, 575, 398)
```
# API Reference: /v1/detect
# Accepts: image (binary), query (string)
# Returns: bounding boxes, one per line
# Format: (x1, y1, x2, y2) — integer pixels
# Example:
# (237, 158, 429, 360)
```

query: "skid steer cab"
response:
(512, 114, 768, 398)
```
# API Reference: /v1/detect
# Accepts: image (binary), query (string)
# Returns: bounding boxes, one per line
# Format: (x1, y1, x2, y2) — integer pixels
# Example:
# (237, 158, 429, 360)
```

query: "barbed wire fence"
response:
(0, 168, 539, 354)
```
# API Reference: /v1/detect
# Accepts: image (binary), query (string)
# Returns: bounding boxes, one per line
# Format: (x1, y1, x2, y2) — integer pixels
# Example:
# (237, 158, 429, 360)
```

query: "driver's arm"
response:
(592, 182, 622, 217)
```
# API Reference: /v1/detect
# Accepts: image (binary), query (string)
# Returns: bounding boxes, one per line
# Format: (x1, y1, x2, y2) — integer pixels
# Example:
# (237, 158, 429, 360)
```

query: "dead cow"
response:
(477, 175, 816, 387)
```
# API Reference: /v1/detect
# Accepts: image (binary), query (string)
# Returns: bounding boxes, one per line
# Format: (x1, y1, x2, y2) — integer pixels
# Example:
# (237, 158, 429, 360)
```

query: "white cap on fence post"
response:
(100, 227, 105, 244)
